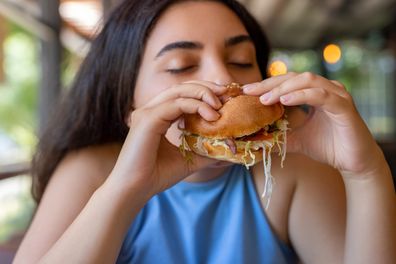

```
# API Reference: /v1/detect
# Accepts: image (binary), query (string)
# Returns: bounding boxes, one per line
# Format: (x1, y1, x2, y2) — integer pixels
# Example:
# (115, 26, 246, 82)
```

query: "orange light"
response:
(268, 60, 287, 77)
(323, 44, 341, 64)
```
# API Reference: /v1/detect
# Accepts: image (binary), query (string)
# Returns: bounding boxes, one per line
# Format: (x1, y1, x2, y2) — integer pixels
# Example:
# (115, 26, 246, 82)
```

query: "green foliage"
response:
(0, 25, 39, 153)
(0, 185, 35, 243)
(0, 25, 39, 244)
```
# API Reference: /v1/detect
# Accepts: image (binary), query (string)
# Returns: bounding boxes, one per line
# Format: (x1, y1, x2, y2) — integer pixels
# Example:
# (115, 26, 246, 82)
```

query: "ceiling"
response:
(238, 0, 396, 49)
(2, 0, 396, 50)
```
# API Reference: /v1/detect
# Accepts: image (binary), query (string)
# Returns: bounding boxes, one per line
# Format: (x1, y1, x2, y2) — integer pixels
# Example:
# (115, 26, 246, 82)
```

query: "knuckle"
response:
(175, 97, 187, 105)
(298, 89, 307, 97)
(197, 100, 208, 108)
(199, 85, 211, 95)
(293, 89, 307, 100)
(275, 85, 284, 94)
(317, 88, 329, 98)
(343, 91, 353, 102)
(301, 72, 316, 82)
(331, 80, 345, 88)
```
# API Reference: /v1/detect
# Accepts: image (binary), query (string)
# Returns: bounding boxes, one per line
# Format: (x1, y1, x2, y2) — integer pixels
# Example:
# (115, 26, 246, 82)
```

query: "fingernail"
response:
(214, 100, 222, 109)
(280, 94, 291, 103)
(242, 83, 257, 92)
(260, 92, 272, 103)
(211, 111, 221, 120)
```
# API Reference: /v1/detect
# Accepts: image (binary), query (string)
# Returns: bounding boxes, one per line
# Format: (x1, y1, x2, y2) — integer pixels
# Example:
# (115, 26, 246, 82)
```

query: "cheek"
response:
(134, 57, 168, 108)
(133, 81, 167, 108)
(237, 69, 262, 85)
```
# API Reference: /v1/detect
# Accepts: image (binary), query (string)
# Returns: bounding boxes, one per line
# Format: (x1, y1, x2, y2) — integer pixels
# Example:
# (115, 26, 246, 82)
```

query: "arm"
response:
(14, 81, 225, 263)
(244, 72, 396, 263)
(38, 173, 150, 263)
(342, 154, 396, 264)
(288, 156, 346, 263)
(289, 153, 395, 264)
(13, 144, 148, 263)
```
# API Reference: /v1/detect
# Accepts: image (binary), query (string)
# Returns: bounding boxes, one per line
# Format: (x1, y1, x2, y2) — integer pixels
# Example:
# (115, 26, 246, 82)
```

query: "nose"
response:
(202, 59, 234, 86)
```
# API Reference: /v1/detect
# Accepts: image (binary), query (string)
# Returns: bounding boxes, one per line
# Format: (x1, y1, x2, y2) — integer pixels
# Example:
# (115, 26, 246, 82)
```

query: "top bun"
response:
(184, 85, 284, 139)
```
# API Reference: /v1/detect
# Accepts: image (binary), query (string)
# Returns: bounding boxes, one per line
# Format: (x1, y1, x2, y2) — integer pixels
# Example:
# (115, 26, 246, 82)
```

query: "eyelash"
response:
(166, 65, 196, 74)
(230, 62, 253, 68)
(166, 63, 253, 74)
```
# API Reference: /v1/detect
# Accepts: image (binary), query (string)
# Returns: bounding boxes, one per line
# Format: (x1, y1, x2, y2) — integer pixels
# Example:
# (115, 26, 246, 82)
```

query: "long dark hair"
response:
(31, 0, 271, 202)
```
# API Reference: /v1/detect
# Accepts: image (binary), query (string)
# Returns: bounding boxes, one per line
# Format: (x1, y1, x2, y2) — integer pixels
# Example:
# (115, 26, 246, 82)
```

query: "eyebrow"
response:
(155, 41, 203, 58)
(225, 35, 252, 47)
(155, 34, 253, 59)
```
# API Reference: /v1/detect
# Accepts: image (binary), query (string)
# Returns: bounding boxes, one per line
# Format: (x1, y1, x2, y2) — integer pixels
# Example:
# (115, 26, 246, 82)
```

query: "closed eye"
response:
(165, 65, 196, 74)
(229, 62, 253, 68)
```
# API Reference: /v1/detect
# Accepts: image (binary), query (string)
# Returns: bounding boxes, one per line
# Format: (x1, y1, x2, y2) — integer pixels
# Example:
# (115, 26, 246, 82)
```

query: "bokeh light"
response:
(323, 44, 342, 64)
(268, 60, 288, 76)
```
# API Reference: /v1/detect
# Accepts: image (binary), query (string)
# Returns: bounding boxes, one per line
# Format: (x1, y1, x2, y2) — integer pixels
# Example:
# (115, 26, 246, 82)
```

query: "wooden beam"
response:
(60, 28, 90, 58)
(389, 22, 396, 140)
(0, 0, 56, 42)
(0, 16, 6, 83)
(244, 0, 288, 28)
(102, 0, 112, 19)
(38, 0, 61, 134)
(0, 162, 30, 180)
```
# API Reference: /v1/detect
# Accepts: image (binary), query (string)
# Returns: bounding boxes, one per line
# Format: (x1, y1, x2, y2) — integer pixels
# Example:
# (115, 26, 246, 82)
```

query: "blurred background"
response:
(0, 0, 395, 261)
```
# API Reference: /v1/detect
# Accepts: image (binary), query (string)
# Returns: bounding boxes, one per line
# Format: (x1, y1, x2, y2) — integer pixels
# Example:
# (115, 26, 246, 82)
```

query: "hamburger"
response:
(179, 83, 288, 168)
(179, 83, 288, 208)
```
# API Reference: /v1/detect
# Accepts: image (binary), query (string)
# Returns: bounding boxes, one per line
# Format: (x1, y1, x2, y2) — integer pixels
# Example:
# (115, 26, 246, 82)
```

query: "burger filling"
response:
(180, 118, 288, 209)
(180, 118, 288, 167)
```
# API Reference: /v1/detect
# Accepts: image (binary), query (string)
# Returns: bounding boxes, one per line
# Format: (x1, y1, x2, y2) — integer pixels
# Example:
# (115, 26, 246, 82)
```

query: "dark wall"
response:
(379, 142, 396, 188)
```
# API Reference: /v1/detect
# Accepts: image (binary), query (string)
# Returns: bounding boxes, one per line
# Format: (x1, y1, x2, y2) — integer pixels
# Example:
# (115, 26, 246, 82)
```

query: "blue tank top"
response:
(116, 165, 298, 263)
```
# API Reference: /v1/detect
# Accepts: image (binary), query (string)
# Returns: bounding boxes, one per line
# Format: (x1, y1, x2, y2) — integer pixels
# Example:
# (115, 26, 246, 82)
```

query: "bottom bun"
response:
(184, 134, 265, 167)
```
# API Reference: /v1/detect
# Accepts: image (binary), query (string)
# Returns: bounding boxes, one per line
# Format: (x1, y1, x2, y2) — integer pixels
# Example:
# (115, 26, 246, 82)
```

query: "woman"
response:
(14, 0, 395, 263)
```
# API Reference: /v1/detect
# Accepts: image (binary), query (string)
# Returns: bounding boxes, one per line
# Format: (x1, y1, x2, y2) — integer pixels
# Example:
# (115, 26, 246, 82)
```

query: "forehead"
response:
(145, 1, 249, 52)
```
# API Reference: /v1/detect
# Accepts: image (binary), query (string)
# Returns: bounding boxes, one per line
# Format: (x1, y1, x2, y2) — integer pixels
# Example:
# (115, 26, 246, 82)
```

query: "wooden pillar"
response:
(102, 0, 112, 19)
(0, 16, 6, 83)
(38, 0, 61, 134)
(390, 27, 396, 140)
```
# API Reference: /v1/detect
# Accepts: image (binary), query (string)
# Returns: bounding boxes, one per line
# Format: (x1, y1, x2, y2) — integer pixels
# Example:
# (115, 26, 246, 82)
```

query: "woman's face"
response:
(134, 1, 262, 144)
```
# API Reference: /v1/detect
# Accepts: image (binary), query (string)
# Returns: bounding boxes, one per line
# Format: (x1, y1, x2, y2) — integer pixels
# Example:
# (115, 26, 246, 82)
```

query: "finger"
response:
(242, 72, 298, 95)
(150, 98, 220, 132)
(330, 80, 344, 88)
(259, 72, 345, 105)
(278, 88, 348, 114)
(183, 80, 228, 95)
(144, 82, 224, 110)
(330, 80, 351, 98)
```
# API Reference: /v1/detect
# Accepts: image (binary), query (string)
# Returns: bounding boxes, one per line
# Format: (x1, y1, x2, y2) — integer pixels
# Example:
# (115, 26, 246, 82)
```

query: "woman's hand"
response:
(243, 72, 386, 179)
(107, 81, 227, 197)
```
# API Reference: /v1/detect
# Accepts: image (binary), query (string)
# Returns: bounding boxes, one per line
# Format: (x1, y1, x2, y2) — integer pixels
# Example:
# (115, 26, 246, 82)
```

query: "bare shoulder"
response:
(55, 142, 122, 186)
(251, 153, 306, 244)
(251, 153, 346, 261)
(287, 154, 346, 263)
